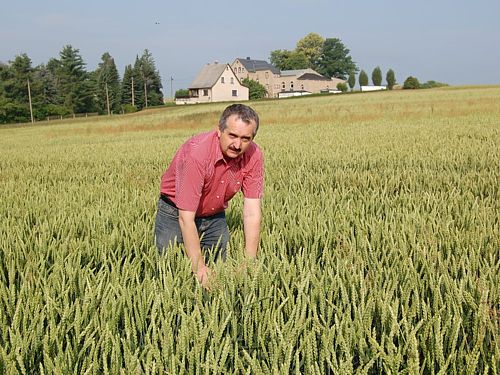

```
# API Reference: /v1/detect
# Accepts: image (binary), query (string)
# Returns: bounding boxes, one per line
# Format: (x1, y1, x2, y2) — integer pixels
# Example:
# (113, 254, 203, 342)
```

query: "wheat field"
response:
(1, 86, 499, 374)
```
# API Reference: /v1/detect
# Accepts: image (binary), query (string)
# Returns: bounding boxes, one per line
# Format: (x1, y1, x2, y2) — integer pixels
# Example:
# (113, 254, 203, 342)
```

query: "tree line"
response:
(0, 46, 163, 124)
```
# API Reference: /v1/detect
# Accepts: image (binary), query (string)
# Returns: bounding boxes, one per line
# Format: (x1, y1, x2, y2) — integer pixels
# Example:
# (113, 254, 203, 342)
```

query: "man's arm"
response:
(178, 210, 210, 287)
(243, 198, 262, 258)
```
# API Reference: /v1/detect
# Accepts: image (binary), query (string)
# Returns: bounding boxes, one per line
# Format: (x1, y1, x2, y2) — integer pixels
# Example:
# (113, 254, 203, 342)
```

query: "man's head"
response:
(217, 104, 259, 159)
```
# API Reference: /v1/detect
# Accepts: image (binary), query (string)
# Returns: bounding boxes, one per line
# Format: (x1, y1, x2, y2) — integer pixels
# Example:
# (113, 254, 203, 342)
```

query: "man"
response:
(155, 104, 263, 287)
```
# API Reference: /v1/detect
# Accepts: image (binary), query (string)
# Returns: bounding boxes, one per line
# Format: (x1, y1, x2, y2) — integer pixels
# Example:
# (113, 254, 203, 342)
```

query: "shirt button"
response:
(237, 182, 240, 185)
(221, 181, 224, 184)
(216, 195, 220, 198)
(211, 208, 215, 211)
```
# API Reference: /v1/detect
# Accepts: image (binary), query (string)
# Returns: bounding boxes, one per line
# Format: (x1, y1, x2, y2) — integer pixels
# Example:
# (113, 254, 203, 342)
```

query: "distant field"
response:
(1, 86, 499, 373)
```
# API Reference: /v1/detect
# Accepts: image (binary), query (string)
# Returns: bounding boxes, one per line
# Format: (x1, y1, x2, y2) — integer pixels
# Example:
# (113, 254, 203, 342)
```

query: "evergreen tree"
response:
(372, 66, 382, 86)
(57, 45, 93, 113)
(121, 65, 135, 108)
(386, 69, 396, 90)
(94, 52, 121, 114)
(132, 56, 145, 109)
(359, 70, 369, 87)
(1, 54, 35, 122)
(315, 38, 357, 79)
(35, 62, 61, 106)
(132, 50, 163, 109)
(4, 54, 33, 103)
(348, 72, 356, 91)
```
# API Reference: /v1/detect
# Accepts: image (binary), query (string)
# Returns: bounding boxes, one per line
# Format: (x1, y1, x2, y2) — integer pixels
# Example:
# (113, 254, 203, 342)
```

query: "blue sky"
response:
(2, 0, 499, 96)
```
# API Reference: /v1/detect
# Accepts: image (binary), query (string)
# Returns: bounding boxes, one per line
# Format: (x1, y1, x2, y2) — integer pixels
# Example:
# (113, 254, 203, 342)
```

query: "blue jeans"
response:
(154, 198, 229, 262)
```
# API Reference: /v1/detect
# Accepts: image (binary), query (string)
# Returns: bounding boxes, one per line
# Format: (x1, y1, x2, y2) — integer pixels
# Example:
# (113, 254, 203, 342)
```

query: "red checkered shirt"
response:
(160, 130, 264, 217)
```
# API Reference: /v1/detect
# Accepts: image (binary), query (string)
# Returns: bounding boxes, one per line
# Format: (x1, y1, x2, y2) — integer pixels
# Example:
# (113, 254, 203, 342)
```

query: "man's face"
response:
(217, 114, 257, 159)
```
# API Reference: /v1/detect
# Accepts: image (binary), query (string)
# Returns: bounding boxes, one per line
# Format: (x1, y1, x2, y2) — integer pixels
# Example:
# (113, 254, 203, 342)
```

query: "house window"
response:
(203, 89, 208, 96)
(232, 90, 237, 97)
(282, 82, 285, 91)
(290, 82, 294, 91)
(231, 77, 234, 84)
(265, 72, 269, 79)
(221, 77, 225, 84)
(238, 67, 241, 73)
(301, 84, 304, 90)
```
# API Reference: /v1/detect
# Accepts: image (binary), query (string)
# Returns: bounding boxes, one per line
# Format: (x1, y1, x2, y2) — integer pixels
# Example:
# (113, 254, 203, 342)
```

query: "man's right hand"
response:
(195, 264, 212, 289)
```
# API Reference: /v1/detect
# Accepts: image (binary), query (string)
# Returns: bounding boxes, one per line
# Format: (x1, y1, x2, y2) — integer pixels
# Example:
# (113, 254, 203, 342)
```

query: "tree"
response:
(372, 66, 382, 86)
(242, 78, 267, 100)
(121, 64, 135, 107)
(132, 56, 145, 109)
(386, 69, 396, 90)
(315, 38, 357, 79)
(56, 45, 93, 113)
(359, 70, 368, 87)
(132, 50, 163, 109)
(1, 54, 39, 123)
(296, 33, 325, 69)
(35, 61, 61, 106)
(403, 76, 420, 89)
(348, 72, 356, 91)
(269, 49, 309, 71)
(94, 52, 121, 114)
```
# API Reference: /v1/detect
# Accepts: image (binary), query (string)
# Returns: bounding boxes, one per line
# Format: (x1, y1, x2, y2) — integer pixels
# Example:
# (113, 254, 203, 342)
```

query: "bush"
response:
(242, 78, 267, 100)
(175, 89, 189, 99)
(122, 104, 137, 114)
(403, 76, 420, 89)
(336, 82, 348, 93)
(420, 80, 449, 89)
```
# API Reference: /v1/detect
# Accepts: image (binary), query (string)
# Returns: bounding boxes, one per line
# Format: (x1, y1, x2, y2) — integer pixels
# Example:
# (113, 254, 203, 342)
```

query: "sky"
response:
(2, 0, 499, 96)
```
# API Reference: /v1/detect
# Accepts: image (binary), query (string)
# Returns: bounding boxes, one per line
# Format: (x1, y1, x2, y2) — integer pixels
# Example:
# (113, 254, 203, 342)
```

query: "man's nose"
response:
(234, 138, 242, 149)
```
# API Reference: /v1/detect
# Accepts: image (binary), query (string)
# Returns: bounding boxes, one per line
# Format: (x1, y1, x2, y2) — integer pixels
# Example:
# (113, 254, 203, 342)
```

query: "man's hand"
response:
(195, 264, 213, 289)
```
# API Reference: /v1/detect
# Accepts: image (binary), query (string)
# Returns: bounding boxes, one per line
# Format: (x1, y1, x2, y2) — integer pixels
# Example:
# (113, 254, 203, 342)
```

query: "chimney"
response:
(246, 57, 250, 60)
(214, 60, 219, 64)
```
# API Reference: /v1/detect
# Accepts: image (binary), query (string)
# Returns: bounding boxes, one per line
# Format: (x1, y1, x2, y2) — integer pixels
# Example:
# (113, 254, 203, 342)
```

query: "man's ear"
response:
(216, 126, 221, 137)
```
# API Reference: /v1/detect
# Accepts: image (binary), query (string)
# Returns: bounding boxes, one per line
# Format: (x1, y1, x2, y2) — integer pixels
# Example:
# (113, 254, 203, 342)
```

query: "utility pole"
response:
(170, 76, 173, 99)
(27, 78, 34, 123)
(105, 82, 110, 115)
(131, 76, 135, 106)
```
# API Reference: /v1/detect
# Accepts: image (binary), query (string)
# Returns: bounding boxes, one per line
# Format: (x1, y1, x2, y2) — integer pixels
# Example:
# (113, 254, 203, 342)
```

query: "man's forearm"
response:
(243, 216, 261, 257)
(178, 211, 205, 272)
(243, 199, 262, 258)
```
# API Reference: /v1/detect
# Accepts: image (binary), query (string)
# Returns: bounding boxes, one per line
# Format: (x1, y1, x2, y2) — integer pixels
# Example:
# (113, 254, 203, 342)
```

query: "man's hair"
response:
(218, 104, 260, 136)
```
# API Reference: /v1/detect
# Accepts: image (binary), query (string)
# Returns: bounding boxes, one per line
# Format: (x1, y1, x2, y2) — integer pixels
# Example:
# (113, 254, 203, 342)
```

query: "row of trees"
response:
(352, 67, 396, 90)
(0, 46, 163, 124)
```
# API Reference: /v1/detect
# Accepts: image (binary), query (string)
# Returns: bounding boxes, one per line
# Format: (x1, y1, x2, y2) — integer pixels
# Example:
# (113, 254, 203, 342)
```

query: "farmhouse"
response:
(231, 57, 346, 98)
(279, 69, 345, 96)
(177, 62, 249, 104)
(231, 57, 280, 98)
